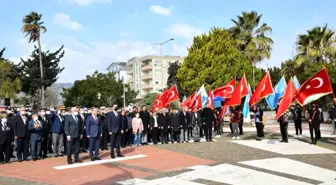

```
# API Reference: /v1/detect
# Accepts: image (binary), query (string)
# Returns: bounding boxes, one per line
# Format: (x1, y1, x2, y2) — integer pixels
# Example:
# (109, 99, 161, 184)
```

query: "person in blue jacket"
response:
(86, 107, 103, 161)
(28, 114, 43, 161)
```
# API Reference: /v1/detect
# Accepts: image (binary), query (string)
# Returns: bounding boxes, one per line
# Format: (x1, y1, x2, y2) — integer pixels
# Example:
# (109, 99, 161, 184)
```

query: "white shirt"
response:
(154, 116, 158, 127)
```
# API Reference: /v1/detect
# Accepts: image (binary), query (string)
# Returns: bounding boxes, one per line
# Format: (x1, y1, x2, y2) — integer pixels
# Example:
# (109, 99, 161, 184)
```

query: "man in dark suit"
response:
(170, 108, 180, 143)
(158, 108, 169, 144)
(192, 109, 203, 142)
(13, 107, 30, 162)
(108, 104, 124, 158)
(79, 107, 88, 153)
(64, 107, 83, 164)
(28, 114, 43, 161)
(202, 107, 215, 142)
(6, 107, 15, 159)
(179, 106, 189, 143)
(139, 106, 150, 144)
(86, 107, 102, 161)
(308, 104, 320, 145)
(39, 108, 50, 159)
(0, 113, 12, 164)
(50, 109, 64, 157)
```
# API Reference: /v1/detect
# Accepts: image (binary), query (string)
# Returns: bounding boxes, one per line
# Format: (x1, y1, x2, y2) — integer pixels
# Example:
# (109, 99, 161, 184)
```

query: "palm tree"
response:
(295, 24, 336, 67)
(21, 12, 47, 108)
(230, 11, 274, 64)
(281, 59, 296, 79)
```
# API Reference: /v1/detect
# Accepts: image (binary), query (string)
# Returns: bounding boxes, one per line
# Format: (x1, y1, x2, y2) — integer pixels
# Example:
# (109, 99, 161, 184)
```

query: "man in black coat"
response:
(179, 106, 189, 143)
(158, 108, 169, 144)
(139, 106, 150, 144)
(0, 113, 12, 164)
(13, 107, 30, 162)
(293, 104, 302, 137)
(202, 107, 215, 142)
(39, 108, 50, 159)
(108, 105, 124, 158)
(170, 108, 180, 143)
(64, 107, 83, 164)
(6, 107, 15, 159)
(308, 104, 320, 145)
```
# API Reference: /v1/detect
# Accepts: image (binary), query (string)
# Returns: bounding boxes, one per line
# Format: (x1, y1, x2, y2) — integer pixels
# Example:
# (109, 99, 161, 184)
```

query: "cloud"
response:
(53, 13, 83, 30)
(119, 32, 129, 37)
(149, 5, 172, 16)
(167, 23, 203, 39)
(57, 0, 111, 6)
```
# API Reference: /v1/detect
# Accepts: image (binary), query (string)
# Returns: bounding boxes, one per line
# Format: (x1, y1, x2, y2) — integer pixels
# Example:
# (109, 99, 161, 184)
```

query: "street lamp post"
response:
(242, 53, 255, 90)
(151, 38, 174, 57)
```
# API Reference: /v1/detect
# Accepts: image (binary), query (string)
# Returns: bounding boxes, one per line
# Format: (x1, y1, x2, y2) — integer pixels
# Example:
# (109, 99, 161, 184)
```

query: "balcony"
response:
(127, 70, 133, 75)
(141, 74, 152, 80)
(141, 65, 152, 71)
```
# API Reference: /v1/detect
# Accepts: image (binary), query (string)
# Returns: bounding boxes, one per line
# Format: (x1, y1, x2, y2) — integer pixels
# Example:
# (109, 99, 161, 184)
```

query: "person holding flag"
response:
(254, 105, 264, 141)
(307, 104, 321, 145)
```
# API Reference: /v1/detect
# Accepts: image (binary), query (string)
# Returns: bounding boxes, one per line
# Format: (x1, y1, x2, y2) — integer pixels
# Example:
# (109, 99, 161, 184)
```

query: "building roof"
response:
(106, 62, 127, 71)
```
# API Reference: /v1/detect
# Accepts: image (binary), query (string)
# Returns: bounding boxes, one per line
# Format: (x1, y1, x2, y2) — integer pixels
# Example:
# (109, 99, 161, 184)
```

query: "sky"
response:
(1, 0, 335, 83)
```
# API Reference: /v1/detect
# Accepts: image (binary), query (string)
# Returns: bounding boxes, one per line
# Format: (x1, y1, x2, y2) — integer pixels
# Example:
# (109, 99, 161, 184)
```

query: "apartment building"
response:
(106, 62, 130, 83)
(126, 55, 184, 100)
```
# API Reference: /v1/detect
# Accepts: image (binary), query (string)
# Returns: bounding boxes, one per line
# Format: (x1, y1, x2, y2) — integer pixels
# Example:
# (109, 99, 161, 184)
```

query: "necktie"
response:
(74, 115, 78, 123)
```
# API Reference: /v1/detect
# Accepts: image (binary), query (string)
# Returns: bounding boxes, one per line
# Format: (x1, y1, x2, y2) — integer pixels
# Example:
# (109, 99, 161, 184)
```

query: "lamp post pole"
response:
(151, 38, 174, 57)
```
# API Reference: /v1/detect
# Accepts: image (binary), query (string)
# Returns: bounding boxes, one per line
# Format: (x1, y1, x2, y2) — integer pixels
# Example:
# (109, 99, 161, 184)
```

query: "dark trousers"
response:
(126, 129, 133, 145)
(121, 131, 127, 147)
(280, 122, 288, 142)
(17, 136, 29, 160)
(89, 136, 100, 157)
(31, 140, 41, 159)
(316, 123, 321, 139)
(66, 137, 80, 162)
(187, 126, 193, 139)
(239, 121, 244, 135)
(204, 122, 212, 141)
(256, 122, 264, 138)
(110, 132, 121, 156)
(40, 135, 48, 158)
(294, 119, 302, 135)
(200, 125, 204, 138)
(81, 129, 88, 151)
(229, 123, 233, 134)
(309, 123, 318, 143)
(151, 127, 159, 144)
(0, 138, 11, 162)
(101, 127, 109, 149)
(171, 131, 179, 143)
(161, 132, 168, 144)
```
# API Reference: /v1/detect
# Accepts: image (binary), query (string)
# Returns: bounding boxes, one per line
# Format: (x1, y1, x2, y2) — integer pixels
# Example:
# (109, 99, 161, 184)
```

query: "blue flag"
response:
(214, 100, 222, 108)
(197, 85, 208, 108)
(243, 84, 252, 118)
(266, 76, 287, 110)
(293, 75, 300, 89)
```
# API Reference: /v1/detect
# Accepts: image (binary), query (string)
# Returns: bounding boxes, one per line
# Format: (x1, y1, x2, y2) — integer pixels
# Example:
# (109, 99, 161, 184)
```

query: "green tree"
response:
(62, 71, 136, 107)
(16, 46, 65, 107)
(0, 48, 22, 99)
(229, 11, 274, 64)
(167, 60, 185, 97)
(139, 93, 157, 107)
(21, 11, 47, 107)
(177, 27, 260, 95)
(268, 66, 282, 85)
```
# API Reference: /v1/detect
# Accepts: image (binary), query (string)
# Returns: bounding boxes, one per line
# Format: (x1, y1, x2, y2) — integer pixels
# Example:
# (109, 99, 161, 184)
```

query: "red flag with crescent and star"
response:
(276, 78, 297, 119)
(240, 74, 249, 97)
(182, 92, 196, 108)
(213, 78, 236, 98)
(160, 85, 180, 107)
(207, 90, 214, 109)
(249, 72, 274, 107)
(150, 94, 162, 112)
(191, 94, 202, 112)
(295, 67, 333, 106)
(225, 77, 243, 106)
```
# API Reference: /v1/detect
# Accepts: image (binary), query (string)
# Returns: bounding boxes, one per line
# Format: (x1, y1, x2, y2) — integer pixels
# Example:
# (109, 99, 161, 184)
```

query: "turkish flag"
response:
(160, 85, 180, 107)
(249, 72, 274, 107)
(150, 94, 162, 112)
(207, 90, 214, 109)
(191, 94, 202, 112)
(213, 79, 236, 98)
(182, 92, 196, 108)
(276, 79, 297, 119)
(225, 78, 243, 106)
(295, 68, 333, 106)
(240, 74, 249, 97)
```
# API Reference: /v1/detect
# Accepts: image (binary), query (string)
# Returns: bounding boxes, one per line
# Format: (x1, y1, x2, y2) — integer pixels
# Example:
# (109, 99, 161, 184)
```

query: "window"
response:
(155, 60, 161, 66)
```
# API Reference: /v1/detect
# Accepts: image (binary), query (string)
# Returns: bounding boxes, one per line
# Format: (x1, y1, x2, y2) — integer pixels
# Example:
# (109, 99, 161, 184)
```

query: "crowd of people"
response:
(0, 102, 330, 165)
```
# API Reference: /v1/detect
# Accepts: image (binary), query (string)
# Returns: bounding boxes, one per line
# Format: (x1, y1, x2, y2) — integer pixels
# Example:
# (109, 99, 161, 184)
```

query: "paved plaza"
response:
(0, 122, 335, 185)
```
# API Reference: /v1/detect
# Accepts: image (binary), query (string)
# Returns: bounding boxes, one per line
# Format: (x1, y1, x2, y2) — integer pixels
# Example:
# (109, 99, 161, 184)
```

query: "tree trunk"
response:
(37, 36, 45, 108)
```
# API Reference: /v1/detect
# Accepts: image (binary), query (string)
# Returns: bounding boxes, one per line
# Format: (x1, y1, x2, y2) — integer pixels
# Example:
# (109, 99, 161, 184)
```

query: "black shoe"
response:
(111, 155, 115, 159)
(59, 154, 64, 157)
(95, 157, 102, 160)
(91, 157, 95, 161)
(37, 157, 41, 160)
(68, 161, 73, 165)
(18, 159, 22, 163)
(280, 140, 284, 142)
(11, 155, 16, 158)
(55, 155, 59, 158)
(310, 142, 316, 145)
(81, 150, 88, 153)
(74, 159, 83, 163)
(24, 158, 30, 161)
(33, 158, 37, 161)
(5, 161, 11, 164)
(117, 154, 124, 157)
